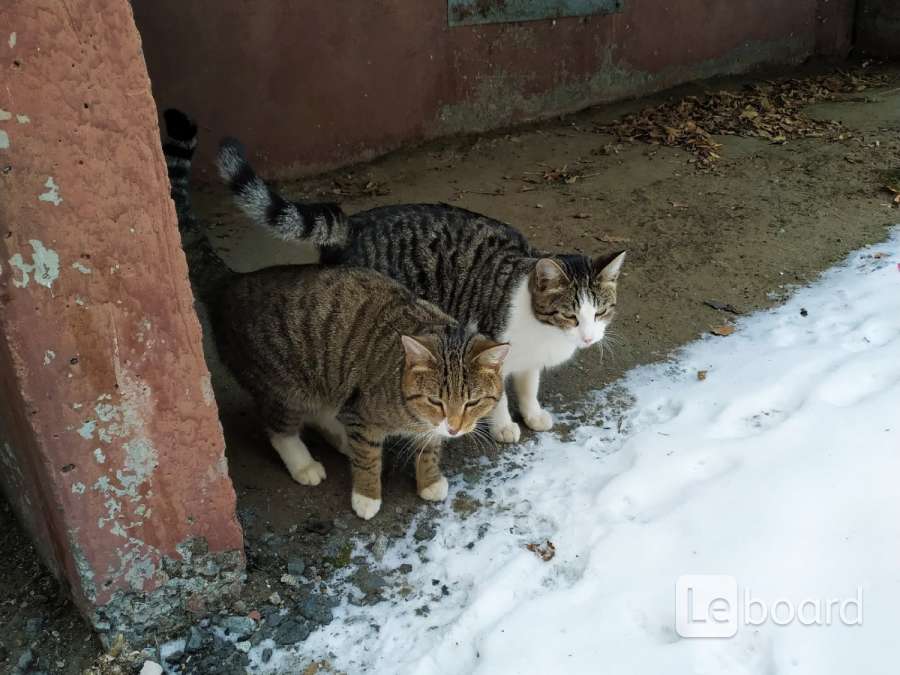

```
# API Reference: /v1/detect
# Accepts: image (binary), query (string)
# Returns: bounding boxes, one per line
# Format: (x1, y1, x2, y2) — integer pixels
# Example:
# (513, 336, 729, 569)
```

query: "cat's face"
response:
(400, 329, 509, 438)
(529, 252, 625, 348)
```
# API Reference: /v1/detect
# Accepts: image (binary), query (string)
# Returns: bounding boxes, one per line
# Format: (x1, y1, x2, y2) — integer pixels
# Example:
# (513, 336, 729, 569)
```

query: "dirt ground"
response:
(2, 61, 899, 674)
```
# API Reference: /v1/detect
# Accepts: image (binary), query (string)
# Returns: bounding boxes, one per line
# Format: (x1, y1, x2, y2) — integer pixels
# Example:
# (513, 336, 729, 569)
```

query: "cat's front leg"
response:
(513, 368, 553, 432)
(416, 438, 448, 501)
(489, 390, 521, 443)
(345, 424, 385, 520)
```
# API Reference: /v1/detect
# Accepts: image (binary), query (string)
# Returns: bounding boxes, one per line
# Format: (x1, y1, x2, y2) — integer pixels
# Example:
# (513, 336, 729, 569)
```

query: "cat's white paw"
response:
(491, 421, 521, 443)
(290, 460, 326, 486)
(419, 476, 449, 501)
(523, 409, 553, 432)
(351, 492, 382, 520)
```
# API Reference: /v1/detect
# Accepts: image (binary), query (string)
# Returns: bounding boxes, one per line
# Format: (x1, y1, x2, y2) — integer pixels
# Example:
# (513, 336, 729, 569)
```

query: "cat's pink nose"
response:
(582, 337, 593, 346)
(447, 427, 459, 436)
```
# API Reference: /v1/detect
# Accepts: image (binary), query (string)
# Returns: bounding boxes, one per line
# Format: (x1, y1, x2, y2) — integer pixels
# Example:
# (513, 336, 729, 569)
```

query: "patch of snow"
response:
(269, 232, 900, 674)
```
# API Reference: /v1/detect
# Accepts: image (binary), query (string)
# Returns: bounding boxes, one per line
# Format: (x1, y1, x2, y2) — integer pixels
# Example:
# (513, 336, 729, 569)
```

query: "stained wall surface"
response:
(132, 0, 854, 177)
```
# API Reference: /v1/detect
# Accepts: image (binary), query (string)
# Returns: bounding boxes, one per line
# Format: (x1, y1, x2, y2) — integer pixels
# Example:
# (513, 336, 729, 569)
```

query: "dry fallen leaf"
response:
(526, 540, 556, 562)
(873, 251, 890, 259)
(573, 212, 592, 219)
(595, 70, 884, 166)
(697, 370, 708, 381)
(711, 325, 736, 337)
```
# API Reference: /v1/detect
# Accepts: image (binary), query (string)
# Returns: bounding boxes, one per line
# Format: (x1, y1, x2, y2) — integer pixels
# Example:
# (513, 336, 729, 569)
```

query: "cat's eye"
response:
(559, 312, 578, 325)
(464, 398, 483, 409)
(427, 397, 444, 409)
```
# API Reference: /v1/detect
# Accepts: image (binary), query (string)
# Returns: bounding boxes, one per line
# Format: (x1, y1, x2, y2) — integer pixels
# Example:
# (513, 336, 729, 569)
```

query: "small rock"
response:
(351, 567, 387, 604)
(185, 627, 204, 654)
(232, 600, 248, 614)
(264, 610, 284, 628)
(305, 519, 332, 535)
(397, 563, 413, 575)
(248, 610, 262, 622)
(139, 661, 164, 675)
(164, 648, 184, 664)
(297, 593, 337, 625)
(220, 615, 257, 640)
(14, 649, 34, 672)
(274, 618, 311, 645)
(413, 522, 436, 542)
(287, 558, 306, 577)
(235, 641, 251, 653)
(451, 492, 480, 517)
(269, 592, 283, 605)
(198, 559, 221, 577)
(261, 648, 273, 664)
(24, 617, 44, 638)
(280, 573, 301, 588)
(371, 534, 389, 561)
(800, 307, 809, 317)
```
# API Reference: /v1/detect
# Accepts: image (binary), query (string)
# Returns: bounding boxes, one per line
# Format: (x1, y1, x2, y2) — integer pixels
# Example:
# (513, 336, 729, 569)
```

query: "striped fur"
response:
(216, 137, 626, 442)
(215, 266, 508, 519)
(162, 108, 197, 228)
(217, 139, 348, 246)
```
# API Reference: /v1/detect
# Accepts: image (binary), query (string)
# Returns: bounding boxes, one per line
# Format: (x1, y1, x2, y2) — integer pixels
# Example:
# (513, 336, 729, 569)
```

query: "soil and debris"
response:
(1, 61, 899, 674)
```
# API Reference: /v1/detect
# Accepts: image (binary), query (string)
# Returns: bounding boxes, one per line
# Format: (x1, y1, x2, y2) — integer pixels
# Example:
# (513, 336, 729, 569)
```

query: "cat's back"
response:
(348, 203, 532, 253)
(220, 265, 411, 323)
(343, 204, 534, 335)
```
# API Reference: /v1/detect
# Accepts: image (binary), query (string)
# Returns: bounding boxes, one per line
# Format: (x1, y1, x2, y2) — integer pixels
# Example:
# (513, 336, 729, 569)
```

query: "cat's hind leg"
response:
(307, 411, 350, 457)
(261, 398, 327, 486)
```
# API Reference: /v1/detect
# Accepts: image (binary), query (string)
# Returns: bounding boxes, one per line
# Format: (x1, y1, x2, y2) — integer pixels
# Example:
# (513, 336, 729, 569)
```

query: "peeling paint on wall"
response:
(43, 350, 56, 365)
(8, 32, 16, 49)
(0, 109, 10, 121)
(38, 176, 63, 206)
(72, 261, 92, 274)
(8, 240, 60, 289)
(0, 130, 8, 150)
(78, 420, 97, 439)
(200, 373, 215, 406)
(94, 448, 106, 464)
(16, 114, 30, 124)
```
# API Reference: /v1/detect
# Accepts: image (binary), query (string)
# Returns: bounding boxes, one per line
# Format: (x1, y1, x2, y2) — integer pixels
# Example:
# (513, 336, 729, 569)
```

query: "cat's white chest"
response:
(500, 279, 578, 375)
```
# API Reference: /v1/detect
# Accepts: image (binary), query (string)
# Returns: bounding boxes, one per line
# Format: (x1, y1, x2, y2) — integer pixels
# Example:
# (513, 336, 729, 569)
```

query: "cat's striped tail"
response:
(162, 108, 197, 227)
(216, 138, 349, 247)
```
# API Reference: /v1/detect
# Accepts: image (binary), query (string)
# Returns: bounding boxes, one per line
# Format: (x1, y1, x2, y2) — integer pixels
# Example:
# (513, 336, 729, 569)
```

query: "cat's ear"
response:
(593, 251, 626, 284)
(533, 258, 568, 293)
(401, 335, 438, 370)
(471, 339, 510, 371)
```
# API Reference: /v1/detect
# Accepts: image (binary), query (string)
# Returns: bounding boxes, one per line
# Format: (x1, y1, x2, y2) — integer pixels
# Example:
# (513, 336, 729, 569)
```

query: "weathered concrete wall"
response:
(0, 0, 244, 644)
(132, 0, 853, 178)
(856, 0, 900, 58)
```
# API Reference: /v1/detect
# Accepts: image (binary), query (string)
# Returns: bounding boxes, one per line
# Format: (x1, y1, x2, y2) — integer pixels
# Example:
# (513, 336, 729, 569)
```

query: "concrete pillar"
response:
(0, 0, 244, 645)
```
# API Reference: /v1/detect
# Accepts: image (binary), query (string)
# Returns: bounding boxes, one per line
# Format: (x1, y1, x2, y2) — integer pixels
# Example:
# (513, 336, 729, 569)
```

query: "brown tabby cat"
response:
(214, 265, 509, 520)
